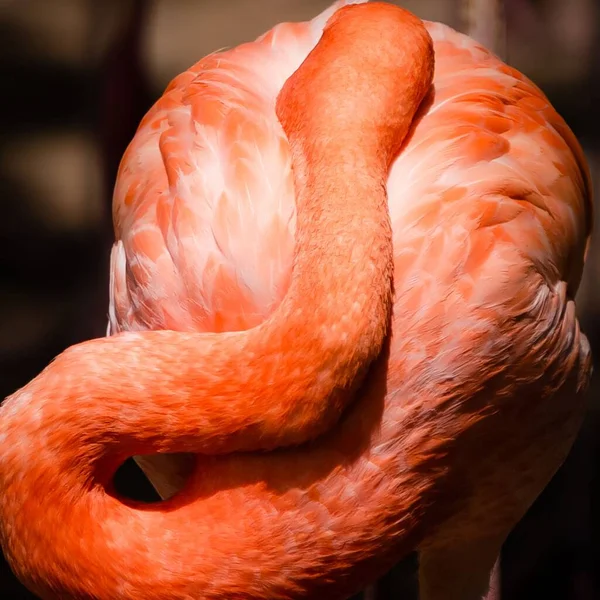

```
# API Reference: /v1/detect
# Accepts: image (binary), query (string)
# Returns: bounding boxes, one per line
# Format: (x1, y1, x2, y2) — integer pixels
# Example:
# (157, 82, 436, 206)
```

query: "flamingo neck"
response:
(0, 3, 435, 598)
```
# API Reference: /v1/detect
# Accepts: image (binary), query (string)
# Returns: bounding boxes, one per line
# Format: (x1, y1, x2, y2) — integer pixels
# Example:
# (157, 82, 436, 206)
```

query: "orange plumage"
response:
(0, 2, 592, 599)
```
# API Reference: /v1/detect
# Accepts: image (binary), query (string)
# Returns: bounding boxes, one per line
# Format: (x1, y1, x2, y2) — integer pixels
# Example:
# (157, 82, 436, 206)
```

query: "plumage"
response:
(0, 1, 593, 599)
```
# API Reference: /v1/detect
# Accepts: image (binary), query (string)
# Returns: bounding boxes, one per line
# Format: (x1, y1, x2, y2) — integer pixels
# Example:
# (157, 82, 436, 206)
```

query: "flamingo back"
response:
(109, 0, 591, 340)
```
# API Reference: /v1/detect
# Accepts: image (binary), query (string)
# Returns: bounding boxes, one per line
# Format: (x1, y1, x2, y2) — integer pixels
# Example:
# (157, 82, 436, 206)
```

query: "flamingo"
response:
(0, 1, 593, 599)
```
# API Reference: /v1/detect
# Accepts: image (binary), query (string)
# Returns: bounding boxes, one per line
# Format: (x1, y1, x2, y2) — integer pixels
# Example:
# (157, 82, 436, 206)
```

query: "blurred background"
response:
(0, 0, 598, 598)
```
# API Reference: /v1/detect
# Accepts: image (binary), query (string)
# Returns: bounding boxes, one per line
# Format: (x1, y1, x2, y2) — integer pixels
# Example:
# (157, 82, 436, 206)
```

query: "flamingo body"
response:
(0, 1, 593, 599)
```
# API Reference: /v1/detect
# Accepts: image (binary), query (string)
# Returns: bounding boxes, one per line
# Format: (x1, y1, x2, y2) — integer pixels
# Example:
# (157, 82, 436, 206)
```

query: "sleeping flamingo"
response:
(0, 1, 593, 599)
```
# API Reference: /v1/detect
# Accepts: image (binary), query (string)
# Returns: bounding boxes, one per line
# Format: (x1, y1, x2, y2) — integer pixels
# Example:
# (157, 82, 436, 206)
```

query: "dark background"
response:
(1, 1, 598, 598)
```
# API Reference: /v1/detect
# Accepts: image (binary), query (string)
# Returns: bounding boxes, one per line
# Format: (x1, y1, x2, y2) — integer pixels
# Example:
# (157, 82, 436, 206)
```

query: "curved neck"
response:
(0, 3, 435, 598)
